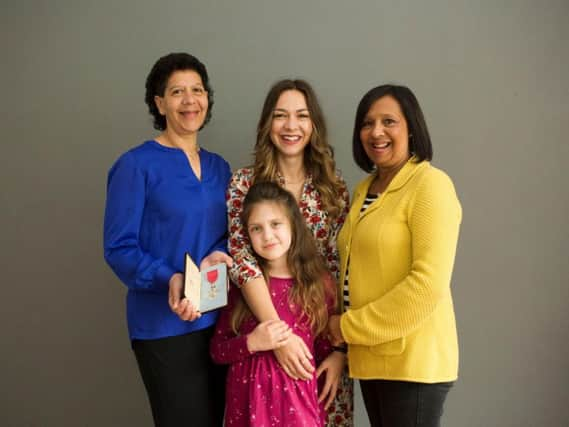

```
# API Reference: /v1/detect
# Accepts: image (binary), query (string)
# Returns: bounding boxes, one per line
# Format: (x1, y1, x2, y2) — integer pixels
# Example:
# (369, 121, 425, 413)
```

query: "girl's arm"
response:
(247, 320, 292, 352)
(210, 288, 252, 364)
(210, 289, 292, 364)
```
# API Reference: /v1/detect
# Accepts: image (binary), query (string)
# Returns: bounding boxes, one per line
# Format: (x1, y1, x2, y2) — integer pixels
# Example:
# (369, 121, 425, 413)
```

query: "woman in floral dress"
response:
(226, 79, 353, 425)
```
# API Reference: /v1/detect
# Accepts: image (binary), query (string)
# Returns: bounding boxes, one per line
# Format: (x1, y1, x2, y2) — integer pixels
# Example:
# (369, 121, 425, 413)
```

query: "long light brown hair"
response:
(230, 182, 335, 335)
(253, 79, 343, 221)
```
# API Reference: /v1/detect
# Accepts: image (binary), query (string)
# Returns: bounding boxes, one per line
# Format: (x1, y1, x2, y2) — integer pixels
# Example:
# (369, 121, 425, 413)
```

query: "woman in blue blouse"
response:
(104, 52, 231, 427)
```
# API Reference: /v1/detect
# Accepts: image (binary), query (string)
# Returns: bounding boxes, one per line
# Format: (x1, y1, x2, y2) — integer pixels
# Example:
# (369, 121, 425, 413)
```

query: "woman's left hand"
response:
(168, 273, 201, 321)
(316, 351, 346, 409)
(328, 314, 345, 346)
(200, 250, 233, 270)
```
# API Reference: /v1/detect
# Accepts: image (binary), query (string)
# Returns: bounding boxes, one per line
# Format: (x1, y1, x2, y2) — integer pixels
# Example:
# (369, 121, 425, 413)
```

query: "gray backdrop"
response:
(2, 1, 568, 426)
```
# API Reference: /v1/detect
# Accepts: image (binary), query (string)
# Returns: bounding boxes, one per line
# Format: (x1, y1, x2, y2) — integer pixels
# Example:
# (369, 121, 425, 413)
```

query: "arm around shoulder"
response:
(226, 168, 263, 287)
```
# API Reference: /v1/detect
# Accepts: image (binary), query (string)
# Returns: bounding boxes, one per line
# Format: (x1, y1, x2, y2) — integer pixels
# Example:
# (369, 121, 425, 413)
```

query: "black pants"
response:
(132, 327, 226, 427)
(360, 379, 453, 427)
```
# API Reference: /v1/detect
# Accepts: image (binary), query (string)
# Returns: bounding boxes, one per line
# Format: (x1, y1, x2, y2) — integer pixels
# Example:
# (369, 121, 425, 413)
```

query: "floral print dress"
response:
(226, 167, 354, 426)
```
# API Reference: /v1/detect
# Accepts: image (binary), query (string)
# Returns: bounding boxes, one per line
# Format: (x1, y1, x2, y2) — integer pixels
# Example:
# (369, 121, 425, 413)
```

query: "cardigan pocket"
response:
(369, 337, 406, 356)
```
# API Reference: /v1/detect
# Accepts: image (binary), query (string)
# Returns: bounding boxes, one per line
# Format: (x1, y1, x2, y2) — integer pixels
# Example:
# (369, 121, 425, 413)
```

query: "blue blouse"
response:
(104, 140, 232, 340)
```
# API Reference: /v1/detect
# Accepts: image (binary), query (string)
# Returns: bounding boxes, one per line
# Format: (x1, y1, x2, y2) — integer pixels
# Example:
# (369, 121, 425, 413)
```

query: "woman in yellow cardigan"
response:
(328, 84, 461, 427)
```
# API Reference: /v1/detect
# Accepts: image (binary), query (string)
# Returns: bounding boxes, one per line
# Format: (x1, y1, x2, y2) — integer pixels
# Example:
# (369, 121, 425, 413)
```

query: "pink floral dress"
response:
(211, 276, 334, 426)
(226, 167, 354, 426)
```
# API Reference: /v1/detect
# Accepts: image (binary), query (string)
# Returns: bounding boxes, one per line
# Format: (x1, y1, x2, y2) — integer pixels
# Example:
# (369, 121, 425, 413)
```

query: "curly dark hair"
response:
(144, 53, 214, 131)
(353, 84, 433, 173)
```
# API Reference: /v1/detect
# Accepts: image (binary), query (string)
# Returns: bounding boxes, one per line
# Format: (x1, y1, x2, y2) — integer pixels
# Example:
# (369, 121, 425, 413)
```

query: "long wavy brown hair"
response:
(230, 182, 335, 335)
(253, 79, 343, 221)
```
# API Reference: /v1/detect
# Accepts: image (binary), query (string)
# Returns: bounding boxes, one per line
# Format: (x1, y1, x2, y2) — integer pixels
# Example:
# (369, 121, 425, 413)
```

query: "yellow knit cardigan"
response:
(338, 159, 462, 382)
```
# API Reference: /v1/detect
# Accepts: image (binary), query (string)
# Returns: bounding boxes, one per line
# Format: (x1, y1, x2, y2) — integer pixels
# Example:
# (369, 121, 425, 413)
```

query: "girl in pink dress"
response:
(211, 182, 342, 426)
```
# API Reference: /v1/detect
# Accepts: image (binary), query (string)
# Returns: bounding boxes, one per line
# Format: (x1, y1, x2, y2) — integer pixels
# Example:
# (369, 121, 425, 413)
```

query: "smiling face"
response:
(270, 90, 313, 160)
(360, 95, 410, 172)
(246, 201, 292, 269)
(154, 69, 208, 136)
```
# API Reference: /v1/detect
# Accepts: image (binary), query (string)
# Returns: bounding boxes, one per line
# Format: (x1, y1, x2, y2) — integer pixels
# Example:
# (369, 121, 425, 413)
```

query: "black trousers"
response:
(132, 327, 226, 427)
(360, 379, 453, 427)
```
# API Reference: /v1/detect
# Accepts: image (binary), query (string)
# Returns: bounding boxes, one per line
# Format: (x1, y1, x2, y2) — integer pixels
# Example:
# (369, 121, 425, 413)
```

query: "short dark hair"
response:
(352, 84, 433, 173)
(144, 53, 214, 131)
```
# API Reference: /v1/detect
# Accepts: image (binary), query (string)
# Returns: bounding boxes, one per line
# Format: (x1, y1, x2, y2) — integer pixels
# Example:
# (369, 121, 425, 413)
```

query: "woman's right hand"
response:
(327, 314, 345, 346)
(246, 320, 291, 352)
(168, 273, 201, 321)
(274, 334, 315, 380)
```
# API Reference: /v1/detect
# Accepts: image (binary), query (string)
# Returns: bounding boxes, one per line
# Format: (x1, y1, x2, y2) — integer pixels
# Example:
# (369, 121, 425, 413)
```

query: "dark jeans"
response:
(360, 379, 453, 427)
(132, 327, 226, 427)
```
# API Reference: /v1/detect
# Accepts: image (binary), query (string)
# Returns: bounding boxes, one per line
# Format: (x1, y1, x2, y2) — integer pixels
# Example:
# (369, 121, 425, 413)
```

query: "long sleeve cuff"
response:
(155, 263, 177, 292)
(211, 334, 255, 364)
(232, 335, 254, 361)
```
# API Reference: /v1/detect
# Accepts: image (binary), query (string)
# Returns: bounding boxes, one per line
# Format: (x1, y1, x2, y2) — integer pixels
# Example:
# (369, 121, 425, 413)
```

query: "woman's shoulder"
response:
(411, 162, 461, 214)
(232, 166, 254, 178)
(227, 167, 255, 202)
(109, 141, 158, 171)
(416, 162, 457, 191)
(201, 147, 228, 163)
(200, 148, 231, 173)
(123, 139, 193, 160)
(229, 166, 255, 186)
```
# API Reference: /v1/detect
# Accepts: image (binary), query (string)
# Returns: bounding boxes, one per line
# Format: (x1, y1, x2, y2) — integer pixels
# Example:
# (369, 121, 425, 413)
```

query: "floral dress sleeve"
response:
(210, 286, 255, 364)
(226, 168, 263, 287)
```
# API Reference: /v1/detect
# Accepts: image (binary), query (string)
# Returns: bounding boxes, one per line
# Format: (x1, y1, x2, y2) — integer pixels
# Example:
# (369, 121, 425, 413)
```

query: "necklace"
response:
(281, 172, 306, 185)
(284, 177, 305, 185)
(186, 148, 200, 160)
